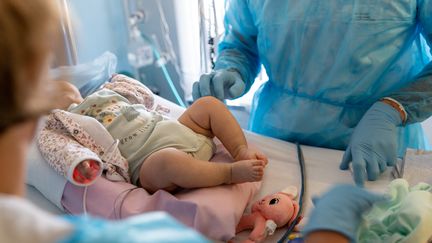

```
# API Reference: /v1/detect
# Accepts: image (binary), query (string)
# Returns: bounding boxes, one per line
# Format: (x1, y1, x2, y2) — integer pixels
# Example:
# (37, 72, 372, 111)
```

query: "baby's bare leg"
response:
(179, 96, 267, 162)
(139, 148, 265, 193)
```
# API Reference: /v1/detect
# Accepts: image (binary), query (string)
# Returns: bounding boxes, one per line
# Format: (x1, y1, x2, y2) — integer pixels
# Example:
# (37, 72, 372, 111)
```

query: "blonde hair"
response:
(0, 0, 59, 131)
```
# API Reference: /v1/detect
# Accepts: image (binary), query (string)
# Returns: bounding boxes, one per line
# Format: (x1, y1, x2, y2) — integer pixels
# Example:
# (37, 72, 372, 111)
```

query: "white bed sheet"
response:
(233, 132, 394, 242)
(25, 95, 395, 241)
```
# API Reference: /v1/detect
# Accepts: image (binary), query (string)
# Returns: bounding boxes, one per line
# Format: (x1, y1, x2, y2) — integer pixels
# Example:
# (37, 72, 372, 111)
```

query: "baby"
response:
(60, 76, 268, 193)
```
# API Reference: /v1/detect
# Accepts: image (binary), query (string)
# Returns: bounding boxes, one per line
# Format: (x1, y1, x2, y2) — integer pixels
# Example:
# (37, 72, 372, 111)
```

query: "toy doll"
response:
(236, 186, 301, 243)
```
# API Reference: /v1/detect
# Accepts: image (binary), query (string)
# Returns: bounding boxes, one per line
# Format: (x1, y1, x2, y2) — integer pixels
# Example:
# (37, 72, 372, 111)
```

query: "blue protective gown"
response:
(215, 0, 432, 150)
(60, 212, 209, 243)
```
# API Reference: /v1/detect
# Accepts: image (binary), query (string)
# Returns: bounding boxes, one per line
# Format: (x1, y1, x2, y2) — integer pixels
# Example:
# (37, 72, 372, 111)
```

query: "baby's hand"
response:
(234, 146, 269, 165)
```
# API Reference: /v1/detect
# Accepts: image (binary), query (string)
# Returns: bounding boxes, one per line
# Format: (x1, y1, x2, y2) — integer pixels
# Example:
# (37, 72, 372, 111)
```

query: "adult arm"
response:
(340, 1, 432, 186)
(302, 185, 386, 242)
(305, 231, 349, 243)
(388, 1, 432, 124)
(213, 0, 261, 93)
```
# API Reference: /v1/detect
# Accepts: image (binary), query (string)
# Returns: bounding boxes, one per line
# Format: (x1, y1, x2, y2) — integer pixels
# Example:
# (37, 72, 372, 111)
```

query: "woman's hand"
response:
(50, 81, 84, 110)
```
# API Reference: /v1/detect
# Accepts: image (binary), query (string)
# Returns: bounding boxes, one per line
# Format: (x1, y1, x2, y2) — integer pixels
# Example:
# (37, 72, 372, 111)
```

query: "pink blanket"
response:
(61, 143, 261, 241)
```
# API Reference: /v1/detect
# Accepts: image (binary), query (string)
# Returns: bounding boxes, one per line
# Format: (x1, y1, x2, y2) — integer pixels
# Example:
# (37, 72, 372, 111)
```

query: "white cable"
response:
(198, 0, 210, 73)
(102, 139, 119, 172)
(211, 0, 218, 36)
(81, 139, 118, 217)
(106, 139, 120, 160)
(83, 186, 88, 217)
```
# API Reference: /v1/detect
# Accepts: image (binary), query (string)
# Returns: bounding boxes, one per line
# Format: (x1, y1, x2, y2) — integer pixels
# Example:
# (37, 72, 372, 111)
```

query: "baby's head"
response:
(0, 0, 59, 132)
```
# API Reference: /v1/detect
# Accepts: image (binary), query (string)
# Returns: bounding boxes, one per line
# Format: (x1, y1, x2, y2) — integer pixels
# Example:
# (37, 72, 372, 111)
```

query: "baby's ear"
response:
(281, 186, 298, 199)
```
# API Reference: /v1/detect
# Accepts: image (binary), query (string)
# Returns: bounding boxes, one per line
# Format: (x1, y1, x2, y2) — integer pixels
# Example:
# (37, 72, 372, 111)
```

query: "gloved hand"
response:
(192, 69, 245, 101)
(302, 184, 387, 241)
(340, 101, 402, 186)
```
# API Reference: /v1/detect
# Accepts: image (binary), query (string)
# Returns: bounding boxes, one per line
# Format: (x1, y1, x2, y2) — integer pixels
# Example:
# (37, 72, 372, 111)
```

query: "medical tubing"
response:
(156, 0, 184, 85)
(81, 140, 120, 218)
(278, 142, 306, 243)
(140, 33, 186, 108)
(113, 187, 140, 219)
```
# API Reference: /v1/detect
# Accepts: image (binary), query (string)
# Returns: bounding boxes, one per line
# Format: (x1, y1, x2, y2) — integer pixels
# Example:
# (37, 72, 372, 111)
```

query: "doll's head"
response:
(0, 0, 59, 132)
(251, 186, 300, 227)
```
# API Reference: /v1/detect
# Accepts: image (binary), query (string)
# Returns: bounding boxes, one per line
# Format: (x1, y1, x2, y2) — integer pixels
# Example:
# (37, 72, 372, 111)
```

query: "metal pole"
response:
(56, 0, 78, 65)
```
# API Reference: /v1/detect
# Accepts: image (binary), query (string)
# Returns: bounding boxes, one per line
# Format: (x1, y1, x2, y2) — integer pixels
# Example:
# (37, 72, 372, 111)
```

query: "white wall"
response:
(422, 118, 432, 149)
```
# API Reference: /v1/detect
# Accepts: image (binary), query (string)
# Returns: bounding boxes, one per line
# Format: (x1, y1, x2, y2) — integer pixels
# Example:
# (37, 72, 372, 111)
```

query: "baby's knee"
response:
(194, 96, 225, 110)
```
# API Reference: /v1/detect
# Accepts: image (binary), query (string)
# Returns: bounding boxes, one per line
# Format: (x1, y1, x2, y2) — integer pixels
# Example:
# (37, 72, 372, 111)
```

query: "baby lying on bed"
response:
(38, 74, 267, 193)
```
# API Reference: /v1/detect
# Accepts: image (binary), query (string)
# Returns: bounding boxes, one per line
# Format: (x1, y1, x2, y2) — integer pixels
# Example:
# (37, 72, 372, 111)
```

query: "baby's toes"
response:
(252, 161, 265, 179)
(256, 153, 268, 165)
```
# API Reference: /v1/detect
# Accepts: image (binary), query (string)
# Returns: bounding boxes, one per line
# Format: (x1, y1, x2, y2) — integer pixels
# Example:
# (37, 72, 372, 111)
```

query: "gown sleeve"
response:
(214, 0, 261, 92)
(389, 0, 432, 124)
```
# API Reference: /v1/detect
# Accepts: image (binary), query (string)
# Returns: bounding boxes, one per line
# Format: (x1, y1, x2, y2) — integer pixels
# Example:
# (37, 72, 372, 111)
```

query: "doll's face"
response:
(252, 193, 298, 226)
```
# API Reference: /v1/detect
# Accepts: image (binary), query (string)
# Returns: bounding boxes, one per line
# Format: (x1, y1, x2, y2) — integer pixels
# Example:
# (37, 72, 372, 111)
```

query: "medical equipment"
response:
(124, 1, 186, 108)
(278, 142, 306, 243)
(56, 0, 77, 65)
(198, 0, 221, 73)
(80, 139, 121, 216)
(141, 32, 186, 107)
(127, 25, 154, 69)
(391, 152, 407, 179)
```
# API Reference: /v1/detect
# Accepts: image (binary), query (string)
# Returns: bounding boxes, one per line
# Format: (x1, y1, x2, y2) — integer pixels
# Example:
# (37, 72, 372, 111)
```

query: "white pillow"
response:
(26, 119, 67, 211)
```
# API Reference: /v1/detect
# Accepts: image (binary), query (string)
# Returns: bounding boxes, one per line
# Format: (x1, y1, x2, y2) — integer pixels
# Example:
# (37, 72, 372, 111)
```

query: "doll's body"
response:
(236, 186, 300, 243)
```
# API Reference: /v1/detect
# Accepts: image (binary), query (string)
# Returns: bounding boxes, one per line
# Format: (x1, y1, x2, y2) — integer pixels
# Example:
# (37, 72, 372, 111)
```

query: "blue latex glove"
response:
(192, 69, 245, 101)
(340, 101, 402, 186)
(302, 185, 387, 241)
(59, 212, 209, 243)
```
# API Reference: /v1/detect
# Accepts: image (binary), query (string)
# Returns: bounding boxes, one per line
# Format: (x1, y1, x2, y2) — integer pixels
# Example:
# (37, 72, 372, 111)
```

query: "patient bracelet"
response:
(380, 97, 407, 124)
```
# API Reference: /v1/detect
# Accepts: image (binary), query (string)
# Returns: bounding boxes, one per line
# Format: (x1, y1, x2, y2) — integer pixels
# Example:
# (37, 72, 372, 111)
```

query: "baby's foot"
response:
(229, 160, 265, 184)
(234, 146, 269, 165)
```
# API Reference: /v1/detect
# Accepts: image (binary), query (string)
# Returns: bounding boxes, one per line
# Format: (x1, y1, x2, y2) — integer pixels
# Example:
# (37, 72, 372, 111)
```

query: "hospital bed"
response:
(25, 93, 404, 242)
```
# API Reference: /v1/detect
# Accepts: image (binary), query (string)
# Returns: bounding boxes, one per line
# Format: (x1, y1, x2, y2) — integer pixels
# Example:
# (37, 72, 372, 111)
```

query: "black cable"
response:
(278, 142, 306, 243)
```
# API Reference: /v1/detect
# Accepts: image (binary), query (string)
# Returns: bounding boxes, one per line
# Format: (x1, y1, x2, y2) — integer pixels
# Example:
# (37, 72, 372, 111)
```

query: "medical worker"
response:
(193, 0, 432, 186)
(0, 0, 208, 242)
(0, 1, 398, 242)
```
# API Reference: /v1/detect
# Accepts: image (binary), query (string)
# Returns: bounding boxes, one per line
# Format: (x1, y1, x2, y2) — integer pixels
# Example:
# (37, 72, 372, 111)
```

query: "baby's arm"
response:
(37, 117, 102, 185)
